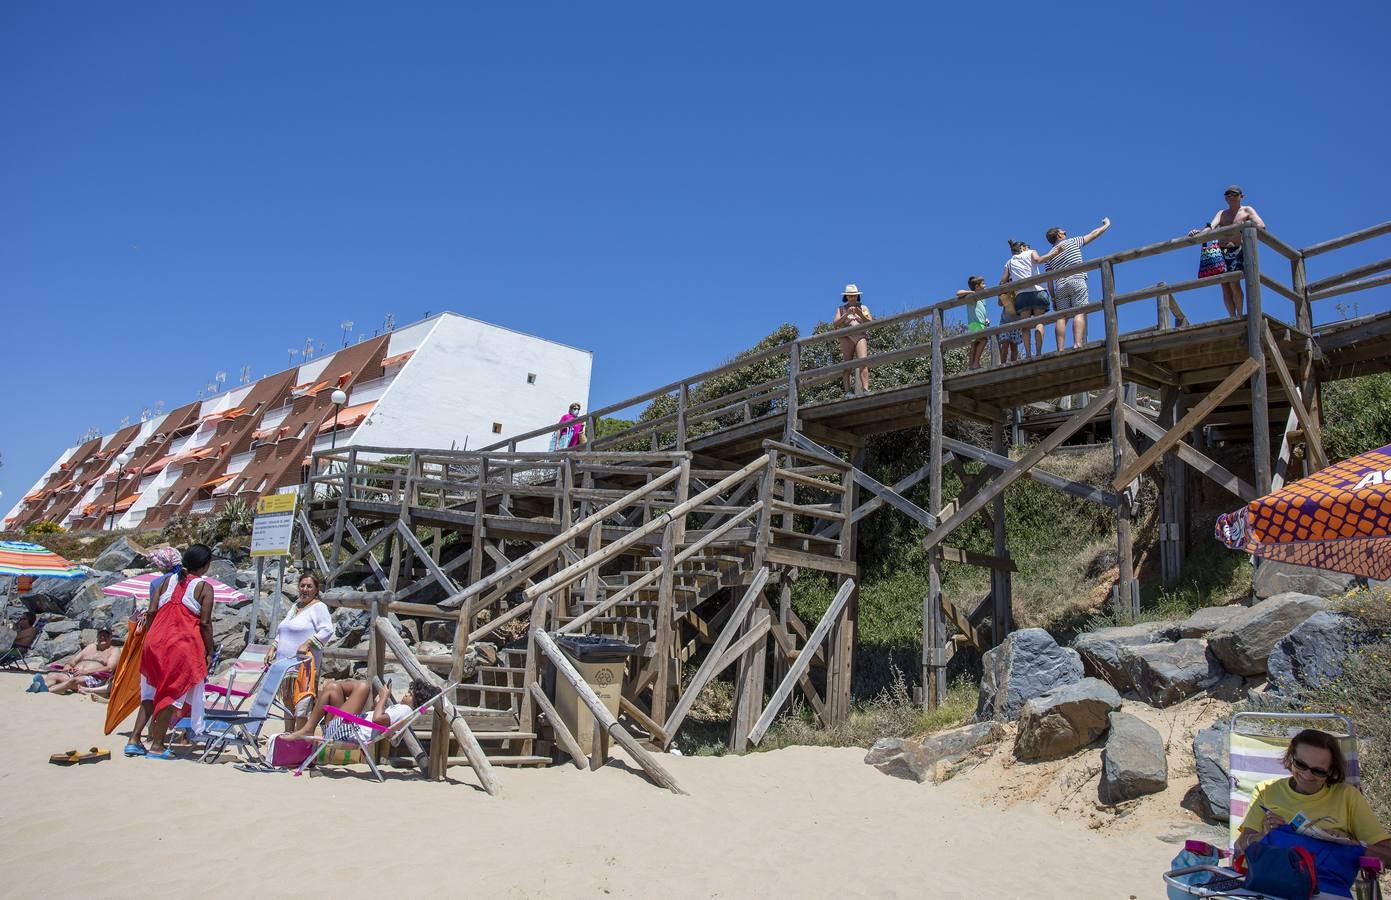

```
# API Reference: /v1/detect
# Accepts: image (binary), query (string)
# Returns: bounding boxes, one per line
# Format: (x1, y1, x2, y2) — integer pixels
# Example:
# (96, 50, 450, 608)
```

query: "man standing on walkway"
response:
(1190, 186, 1266, 318)
(1035, 217, 1110, 352)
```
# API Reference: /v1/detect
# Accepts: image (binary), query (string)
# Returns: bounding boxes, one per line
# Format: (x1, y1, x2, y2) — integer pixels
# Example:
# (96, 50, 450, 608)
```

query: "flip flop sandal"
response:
(49, 749, 81, 766)
(124, 743, 148, 757)
(77, 747, 111, 764)
(144, 749, 179, 760)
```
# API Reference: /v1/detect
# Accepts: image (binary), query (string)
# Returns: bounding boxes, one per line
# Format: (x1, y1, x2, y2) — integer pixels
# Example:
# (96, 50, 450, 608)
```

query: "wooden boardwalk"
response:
(293, 221, 1391, 789)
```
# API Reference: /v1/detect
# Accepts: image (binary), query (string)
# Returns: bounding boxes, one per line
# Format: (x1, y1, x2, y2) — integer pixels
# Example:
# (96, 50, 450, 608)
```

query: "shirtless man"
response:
(1190, 185, 1266, 317)
(31, 629, 121, 694)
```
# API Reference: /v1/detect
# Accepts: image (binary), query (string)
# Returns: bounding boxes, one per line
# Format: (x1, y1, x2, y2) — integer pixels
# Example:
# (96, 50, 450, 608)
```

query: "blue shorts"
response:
(1014, 290, 1049, 314)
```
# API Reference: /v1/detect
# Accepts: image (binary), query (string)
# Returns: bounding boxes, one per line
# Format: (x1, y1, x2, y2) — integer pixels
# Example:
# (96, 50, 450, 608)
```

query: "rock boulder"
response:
(20, 575, 89, 615)
(1266, 610, 1361, 696)
(34, 630, 82, 663)
(205, 559, 240, 590)
(1013, 677, 1122, 761)
(92, 537, 149, 573)
(1071, 622, 1173, 692)
(1175, 605, 1246, 639)
(1100, 711, 1167, 803)
(1118, 639, 1222, 707)
(1254, 561, 1356, 600)
(42, 619, 80, 636)
(1193, 721, 1231, 821)
(866, 721, 1005, 783)
(977, 628, 1084, 721)
(1207, 592, 1327, 676)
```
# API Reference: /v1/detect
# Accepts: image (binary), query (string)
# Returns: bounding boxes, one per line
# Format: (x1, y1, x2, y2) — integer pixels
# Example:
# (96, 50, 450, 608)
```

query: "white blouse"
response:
(274, 601, 334, 660)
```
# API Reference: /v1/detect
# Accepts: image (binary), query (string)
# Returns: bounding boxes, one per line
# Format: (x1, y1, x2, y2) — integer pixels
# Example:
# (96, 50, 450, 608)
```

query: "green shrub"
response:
(22, 521, 65, 536)
(1322, 372, 1391, 462)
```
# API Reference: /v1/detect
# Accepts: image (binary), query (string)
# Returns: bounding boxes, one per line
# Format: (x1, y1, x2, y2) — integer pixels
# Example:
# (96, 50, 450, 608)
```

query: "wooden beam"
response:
(748, 579, 855, 744)
(941, 391, 1006, 423)
(939, 545, 1017, 572)
(1261, 323, 1328, 470)
(923, 387, 1117, 554)
(940, 437, 1120, 508)
(846, 461, 935, 526)
(527, 683, 587, 770)
(534, 630, 687, 794)
(1111, 357, 1259, 490)
(800, 420, 864, 449)
(1121, 404, 1258, 502)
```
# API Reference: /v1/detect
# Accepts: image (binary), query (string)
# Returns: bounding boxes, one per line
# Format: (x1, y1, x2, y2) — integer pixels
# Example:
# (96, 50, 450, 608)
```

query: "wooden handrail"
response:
(1300, 220, 1391, 257)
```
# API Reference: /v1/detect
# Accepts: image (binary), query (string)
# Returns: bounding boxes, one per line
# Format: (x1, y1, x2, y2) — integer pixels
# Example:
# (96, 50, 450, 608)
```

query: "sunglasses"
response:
(1225, 191, 1241, 197)
(1291, 756, 1331, 779)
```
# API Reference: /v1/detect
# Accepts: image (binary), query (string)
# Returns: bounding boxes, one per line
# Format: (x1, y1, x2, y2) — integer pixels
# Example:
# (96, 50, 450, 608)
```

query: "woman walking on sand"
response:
(137, 543, 215, 759)
(834, 283, 873, 396)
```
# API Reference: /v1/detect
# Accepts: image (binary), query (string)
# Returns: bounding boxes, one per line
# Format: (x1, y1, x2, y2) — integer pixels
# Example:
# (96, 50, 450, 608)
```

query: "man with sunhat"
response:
(1190, 185, 1267, 317)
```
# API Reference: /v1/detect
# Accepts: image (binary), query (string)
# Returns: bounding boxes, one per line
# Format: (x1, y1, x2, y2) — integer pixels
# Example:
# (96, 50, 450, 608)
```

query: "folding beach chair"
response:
(201, 643, 269, 711)
(1, 617, 46, 672)
(1164, 711, 1384, 899)
(291, 682, 458, 782)
(197, 656, 302, 765)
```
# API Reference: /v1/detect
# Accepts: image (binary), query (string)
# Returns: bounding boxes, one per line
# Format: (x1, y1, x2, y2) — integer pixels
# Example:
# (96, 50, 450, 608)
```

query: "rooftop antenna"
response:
(383, 312, 396, 332)
(303, 337, 315, 360)
(239, 365, 251, 385)
(154, 400, 164, 416)
(288, 347, 299, 367)
(206, 381, 218, 396)
(340, 320, 354, 347)
(317, 341, 326, 356)
(140, 407, 151, 422)
(120, 416, 131, 428)
(216, 371, 227, 388)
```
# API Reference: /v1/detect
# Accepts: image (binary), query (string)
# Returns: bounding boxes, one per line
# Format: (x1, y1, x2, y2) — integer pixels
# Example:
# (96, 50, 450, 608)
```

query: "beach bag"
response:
(1243, 832, 1319, 900)
(1255, 826, 1364, 898)
(268, 733, 316, 767)
(999, 291, 1017, 316)
(1198, 240, 1227, 278)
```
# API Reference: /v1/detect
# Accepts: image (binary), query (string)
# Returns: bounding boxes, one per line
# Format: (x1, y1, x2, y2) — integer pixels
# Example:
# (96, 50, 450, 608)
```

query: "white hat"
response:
(842, 283, 861, 296)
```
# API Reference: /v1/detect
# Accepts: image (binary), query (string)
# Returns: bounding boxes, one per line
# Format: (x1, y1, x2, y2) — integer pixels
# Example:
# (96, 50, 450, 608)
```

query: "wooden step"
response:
(472, 731, 538, 741)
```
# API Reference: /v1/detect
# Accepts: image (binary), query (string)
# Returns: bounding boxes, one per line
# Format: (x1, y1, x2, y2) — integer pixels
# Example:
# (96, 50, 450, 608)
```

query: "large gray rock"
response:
(332, 608, 371, 648)
(205, 559, 239, 590)
(977, 628, 1084, 721)
(42, 619, 80, 636)
(20, 575, 89, 614)
(1266, 610, 1361, 696)
(0, 624, 15, 655)
(34, 630, 83, 663)
(92, 537, 148, 573)
(1100, 711, 1167, 803)
(1119, 639, 1223, 707)
(1207, 593, 1327, 676)
(422, 619, 456, 644)
(1193, 721, 1231, 821)
(1014, 677, 1122, 760)
(1254, 561, 1356, 600)
(1175, 605, 1246, 639)
(1071, 622, 1173, 692)
(211, 614, 248, 662)
(866, 721, 1005, 783)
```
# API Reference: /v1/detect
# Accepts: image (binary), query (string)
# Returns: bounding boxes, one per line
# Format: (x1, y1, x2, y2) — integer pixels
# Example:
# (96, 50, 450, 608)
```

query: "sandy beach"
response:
(0, 673, 1194, 899)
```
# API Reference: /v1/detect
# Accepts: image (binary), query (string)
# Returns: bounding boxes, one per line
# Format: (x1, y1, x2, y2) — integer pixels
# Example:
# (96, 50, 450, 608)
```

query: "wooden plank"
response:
(1262, 323, 1328, 470)
(766, 546, 858, 576)
(1300, 220, 1391, 257)
(534, 630, 686, 794)
(846, 461, 935, 526)
(714, 615, 773, 675)
(748, 578, 855, 745)
(923, 387, 1117, 554)
(800, 420, 865, 450)
(939, 545, 1017, 572)
(297, 507, 332, 575)
(941, 391, 1006, 424)
(660, 568, 769, 743)
(1243, 227, 1273, 498)
(1111, 358, 1259, 490)
(527, 683, 586, 770)
(1122, 404, 1258, 502)
(395, 521, 462, 595)
(940, 437, 1120, 508)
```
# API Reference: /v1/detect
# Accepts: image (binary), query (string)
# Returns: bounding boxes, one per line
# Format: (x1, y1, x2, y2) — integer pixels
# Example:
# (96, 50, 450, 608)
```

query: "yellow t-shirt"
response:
(1239, 777, 1391, 846)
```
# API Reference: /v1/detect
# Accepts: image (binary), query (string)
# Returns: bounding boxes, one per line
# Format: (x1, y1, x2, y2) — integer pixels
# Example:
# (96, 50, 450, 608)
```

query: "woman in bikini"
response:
(833, 283, 873, 396)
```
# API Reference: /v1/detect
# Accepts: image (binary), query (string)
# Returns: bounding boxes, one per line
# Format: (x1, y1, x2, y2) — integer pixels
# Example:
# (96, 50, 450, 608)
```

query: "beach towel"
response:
(139, 579, 209, 716)
(1198, 240, 1227, 278)
(289, 650, 319, 716)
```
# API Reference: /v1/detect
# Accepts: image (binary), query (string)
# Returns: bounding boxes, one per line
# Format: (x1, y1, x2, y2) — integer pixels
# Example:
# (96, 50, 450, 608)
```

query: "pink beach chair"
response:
(292, 681, 458, 782)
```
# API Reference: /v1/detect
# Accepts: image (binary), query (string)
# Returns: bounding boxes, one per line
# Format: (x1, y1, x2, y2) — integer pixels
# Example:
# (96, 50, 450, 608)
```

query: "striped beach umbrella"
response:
(0, 540, 86, 579)
(101, 572, 247, 604)
(1216, 442, 1391, 579)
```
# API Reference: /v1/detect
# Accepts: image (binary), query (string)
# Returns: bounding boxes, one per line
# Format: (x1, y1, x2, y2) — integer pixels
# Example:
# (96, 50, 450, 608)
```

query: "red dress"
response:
(139, 578, 209, 715)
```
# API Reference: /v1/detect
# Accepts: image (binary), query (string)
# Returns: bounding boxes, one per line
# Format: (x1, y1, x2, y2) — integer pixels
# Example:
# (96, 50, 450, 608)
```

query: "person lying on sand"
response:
(30, 629, 120, 694)
(283, 678, 438, 741)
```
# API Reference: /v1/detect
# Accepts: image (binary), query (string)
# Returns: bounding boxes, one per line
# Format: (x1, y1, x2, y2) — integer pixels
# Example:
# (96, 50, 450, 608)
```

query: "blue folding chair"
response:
(197, 656, 302, 765)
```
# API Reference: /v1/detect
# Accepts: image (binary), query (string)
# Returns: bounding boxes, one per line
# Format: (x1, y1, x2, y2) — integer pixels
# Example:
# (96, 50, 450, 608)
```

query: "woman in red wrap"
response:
(139, 543, 215, 759)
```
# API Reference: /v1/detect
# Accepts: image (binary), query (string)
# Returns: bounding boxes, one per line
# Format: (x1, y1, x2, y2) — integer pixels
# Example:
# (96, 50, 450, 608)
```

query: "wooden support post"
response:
(730, 607, 769, 753)
(925, 310, 946, 707)
(784, 341, 801, 437)
(374, 619, 500, 796)
(528, 683, 586, 770)
(534, 630, 687, 794)
(990, 421, 1011, 646)
(1244, 226, 1272, 497)
(651, 521, 679, 724)
(748, 579, 854, 745)
(1101, 260, 1138, 619)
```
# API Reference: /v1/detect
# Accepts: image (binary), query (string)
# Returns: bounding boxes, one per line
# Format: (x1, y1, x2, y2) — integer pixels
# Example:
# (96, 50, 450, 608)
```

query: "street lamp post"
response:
(109, 451, 131, 531)
(330, 389, 348, 451)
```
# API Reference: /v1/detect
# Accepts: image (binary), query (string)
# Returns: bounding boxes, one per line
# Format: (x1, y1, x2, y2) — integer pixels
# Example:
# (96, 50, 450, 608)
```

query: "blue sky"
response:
(3, 1, 1389, 509)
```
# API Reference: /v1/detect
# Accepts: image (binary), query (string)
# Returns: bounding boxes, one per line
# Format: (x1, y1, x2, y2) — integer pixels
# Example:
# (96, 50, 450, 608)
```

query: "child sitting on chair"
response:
(284, 677, 439, 742)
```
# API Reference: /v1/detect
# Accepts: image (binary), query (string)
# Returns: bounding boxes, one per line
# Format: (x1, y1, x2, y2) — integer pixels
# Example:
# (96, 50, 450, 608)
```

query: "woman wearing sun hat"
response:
(833, 283, 873, 396)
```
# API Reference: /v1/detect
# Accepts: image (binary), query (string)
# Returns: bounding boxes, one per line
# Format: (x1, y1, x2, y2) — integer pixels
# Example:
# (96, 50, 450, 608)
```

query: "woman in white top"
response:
(833, 283, 874, 396)
(268, 572, 334, 733)
(1002, 240, 1048, 359)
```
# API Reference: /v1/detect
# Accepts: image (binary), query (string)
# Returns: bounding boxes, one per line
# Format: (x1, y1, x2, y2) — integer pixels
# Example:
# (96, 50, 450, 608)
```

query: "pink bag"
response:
(267, 734, 316, 767)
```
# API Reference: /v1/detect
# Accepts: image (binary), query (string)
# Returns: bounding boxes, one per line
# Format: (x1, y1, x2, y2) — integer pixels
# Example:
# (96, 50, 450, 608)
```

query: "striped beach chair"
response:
(202, 643, 271, 711)
(1164, 712, 1383, 898)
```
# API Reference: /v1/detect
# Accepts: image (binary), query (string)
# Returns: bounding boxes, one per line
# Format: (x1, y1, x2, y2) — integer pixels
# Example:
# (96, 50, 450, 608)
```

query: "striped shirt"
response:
(1045, 236, 1086, 280)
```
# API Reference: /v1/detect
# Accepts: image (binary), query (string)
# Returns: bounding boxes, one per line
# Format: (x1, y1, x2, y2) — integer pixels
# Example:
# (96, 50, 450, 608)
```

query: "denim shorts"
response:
(1014, 290, 1049, 313)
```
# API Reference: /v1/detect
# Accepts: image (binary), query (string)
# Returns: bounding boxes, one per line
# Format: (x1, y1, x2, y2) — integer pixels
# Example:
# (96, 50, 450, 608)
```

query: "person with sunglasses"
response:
(833, 283, 873, 396)
(1189, 185, 1266, 318)
(1235, 728, 1391, 866)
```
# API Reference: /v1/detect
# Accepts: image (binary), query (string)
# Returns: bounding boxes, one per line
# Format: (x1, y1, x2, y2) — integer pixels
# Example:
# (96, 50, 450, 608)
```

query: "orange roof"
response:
(318, 401, 376, 433)
(381, 350, 414, 368)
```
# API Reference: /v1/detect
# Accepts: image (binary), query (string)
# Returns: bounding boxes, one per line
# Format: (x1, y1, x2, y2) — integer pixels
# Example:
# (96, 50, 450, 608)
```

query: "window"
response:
(492, 422, 503, 434)
(526, 373, 537, 385)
